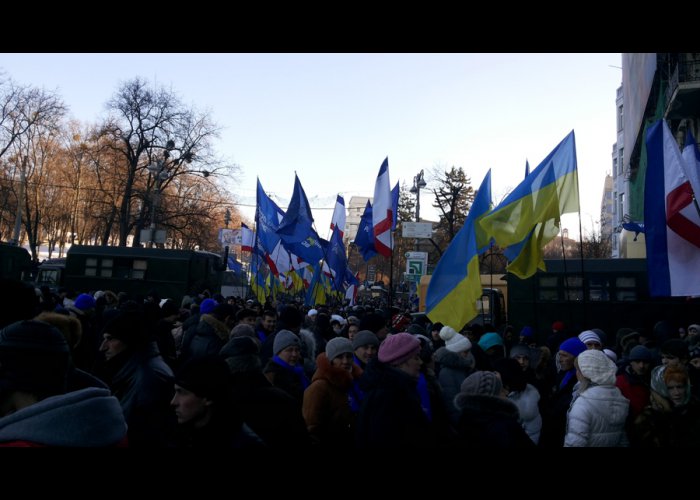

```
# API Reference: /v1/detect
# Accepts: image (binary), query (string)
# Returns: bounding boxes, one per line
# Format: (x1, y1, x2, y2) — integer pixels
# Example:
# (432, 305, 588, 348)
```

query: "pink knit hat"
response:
(378, 332, 421, 365)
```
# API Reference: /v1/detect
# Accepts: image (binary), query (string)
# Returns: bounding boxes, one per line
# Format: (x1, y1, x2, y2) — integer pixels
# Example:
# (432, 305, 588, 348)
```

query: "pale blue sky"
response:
(0, 53, 622, 239)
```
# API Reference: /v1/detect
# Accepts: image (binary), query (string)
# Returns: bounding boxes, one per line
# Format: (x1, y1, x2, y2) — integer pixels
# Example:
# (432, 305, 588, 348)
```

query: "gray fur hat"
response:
(273, 329, 300, 355)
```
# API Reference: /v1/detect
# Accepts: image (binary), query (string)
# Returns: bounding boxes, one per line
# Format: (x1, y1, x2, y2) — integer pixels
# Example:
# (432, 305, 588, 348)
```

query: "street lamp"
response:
(145, 159, 170, 247)
(409, 169, 427, 222)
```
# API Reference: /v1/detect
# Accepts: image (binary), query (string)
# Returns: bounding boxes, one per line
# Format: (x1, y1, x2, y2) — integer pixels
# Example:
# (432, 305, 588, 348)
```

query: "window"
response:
(132, 260, 147, 279)
(101, 258, 113, 278)
(617, 104, 623, 132)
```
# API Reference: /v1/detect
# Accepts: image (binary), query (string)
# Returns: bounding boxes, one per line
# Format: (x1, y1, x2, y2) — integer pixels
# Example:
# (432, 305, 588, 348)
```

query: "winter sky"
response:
(0, 53, 622, 240)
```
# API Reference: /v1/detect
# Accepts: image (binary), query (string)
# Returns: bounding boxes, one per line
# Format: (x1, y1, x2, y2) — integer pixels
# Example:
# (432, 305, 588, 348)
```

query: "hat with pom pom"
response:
(439, 325, 471, 353)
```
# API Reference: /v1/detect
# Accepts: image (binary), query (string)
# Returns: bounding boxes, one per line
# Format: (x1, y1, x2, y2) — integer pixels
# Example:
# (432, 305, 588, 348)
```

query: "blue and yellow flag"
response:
(425, 170, 492, 331)
(479, 131, 579, 279)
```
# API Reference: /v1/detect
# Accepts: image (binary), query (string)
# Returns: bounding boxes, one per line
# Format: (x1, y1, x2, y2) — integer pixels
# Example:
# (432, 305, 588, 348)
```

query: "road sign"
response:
(407, 259, 424, 276)
(402, 222, 433, 238)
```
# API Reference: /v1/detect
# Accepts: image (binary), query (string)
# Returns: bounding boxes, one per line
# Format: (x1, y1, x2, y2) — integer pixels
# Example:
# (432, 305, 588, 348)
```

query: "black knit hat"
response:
(102, 310, 148, 347)
(175, 355, 232, 402)
(0, 320, 70, 396)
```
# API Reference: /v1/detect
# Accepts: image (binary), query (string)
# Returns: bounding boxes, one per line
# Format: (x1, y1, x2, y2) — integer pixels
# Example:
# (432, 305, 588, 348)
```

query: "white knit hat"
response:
(577, 349, 616, 385)
(578, 330, 602, 346)
(439, 325, 472, 354)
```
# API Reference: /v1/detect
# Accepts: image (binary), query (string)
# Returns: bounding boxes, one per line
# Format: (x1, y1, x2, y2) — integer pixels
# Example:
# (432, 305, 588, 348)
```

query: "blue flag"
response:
(355, 200, 377, 261)
(325, 227, 349, 290)
(276, 174, 324, 263)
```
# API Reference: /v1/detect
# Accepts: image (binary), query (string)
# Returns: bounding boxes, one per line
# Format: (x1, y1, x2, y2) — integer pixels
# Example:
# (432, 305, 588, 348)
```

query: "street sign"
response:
(402, 222, 433, 238)
(407, 259, 424, 276)
(404, 273, 421, 282)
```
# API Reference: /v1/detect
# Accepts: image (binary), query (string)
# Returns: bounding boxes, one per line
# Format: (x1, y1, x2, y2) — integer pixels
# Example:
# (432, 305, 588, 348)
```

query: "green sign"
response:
(407, 259, 424, 276)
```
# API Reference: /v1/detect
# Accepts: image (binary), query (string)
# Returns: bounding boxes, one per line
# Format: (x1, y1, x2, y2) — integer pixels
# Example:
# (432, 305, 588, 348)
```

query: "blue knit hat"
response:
(74, 293, 96, 311)
(558, 337, 586, 357)
(478, 332, 504, 352)
(199, 298, 217, 315)
(520, 326, 534, 338)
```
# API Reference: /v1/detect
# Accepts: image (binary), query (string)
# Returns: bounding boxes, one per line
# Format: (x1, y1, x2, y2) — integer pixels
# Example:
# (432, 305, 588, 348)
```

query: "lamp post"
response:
(146, 159, 169, 247)
(409, 169, 427, 250)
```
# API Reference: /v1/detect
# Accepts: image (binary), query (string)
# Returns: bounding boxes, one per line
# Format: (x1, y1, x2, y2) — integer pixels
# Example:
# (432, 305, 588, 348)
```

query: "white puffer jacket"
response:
(509, 383, 542, 445)
(564, 385, 630, 447)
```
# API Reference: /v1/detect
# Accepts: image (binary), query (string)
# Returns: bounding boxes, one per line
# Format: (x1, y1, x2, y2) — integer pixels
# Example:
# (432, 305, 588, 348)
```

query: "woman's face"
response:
(278, 345, 301, 365)
(667, 380, 687, 406)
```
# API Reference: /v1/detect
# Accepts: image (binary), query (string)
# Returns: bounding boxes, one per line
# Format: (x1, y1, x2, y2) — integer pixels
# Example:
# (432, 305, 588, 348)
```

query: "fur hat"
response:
(199, 298, 217, 315)
(175, 355, 232, 402)
(352, 330, 379, 350)
(325, 337, 354, 361)
(0, 320, 70, 396)
(273, 330, 300, 355)
(628, 344, 653, 362)
(478, 332, 503, 353)
(578, 330, 602, 346)
(577, 349, 616, 385)
(378, 332, 421, 365)
(220, 336, 259, 358)
(459, 370, 503, 397)
(74, 293, 96, 311)
(439, 325, 472, 353)
(558, 337, 586, 357)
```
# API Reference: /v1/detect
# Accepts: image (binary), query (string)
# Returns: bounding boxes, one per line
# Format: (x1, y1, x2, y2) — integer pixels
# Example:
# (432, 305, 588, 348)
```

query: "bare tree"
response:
(102, 77, 238, 247)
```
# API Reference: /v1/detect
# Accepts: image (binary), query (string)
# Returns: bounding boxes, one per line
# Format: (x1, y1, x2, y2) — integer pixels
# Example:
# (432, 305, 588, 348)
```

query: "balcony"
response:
(665, 58, 700, 119)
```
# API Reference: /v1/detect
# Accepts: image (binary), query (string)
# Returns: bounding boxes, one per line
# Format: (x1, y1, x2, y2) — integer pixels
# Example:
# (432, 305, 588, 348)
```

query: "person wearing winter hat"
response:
(434, 326, 475, 423)
(478, 332, 504, 354)
(263, 330, 309, 406)
(439, 325, 472, 354)
(519, 326, 536, 346)
(629, 364, 700, 446)
(688, 324, 700, 341)
(199, 298, 218, 316)
(355, 332, 436, 447)
(615, 344, 653, 421)
(96, 308, 175, 447)
(0, 320, 127, 447)
(378, 332, 422, 377)
(539, 336, 586, 448)
(564, 350, 629, 447)
(452, 370, 536, 448)
(352, 330, 379, 369)
(171, 355, 264, 448)
(73, 293, 96, 312)
(578, 330, 602, 350)
(302, 337, 363, 446)
(494, 357, 542, 445)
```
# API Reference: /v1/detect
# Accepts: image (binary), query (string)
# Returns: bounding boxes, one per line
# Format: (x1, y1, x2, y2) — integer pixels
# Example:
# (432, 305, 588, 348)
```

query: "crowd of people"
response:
(0, 276, 698, 447)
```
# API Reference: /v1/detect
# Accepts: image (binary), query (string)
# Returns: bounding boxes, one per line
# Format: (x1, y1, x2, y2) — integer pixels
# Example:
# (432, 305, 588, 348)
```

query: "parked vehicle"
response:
(0, 243, 32, 281)
(34, 245, 226, 303)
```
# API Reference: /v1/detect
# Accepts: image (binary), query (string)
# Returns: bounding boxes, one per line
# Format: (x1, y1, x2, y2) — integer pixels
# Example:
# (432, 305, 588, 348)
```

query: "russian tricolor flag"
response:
(644, 119, 700, 296)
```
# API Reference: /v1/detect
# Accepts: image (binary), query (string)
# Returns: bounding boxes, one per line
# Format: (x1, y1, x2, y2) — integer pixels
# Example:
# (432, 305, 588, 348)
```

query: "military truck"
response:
(35, 245, 226, 303)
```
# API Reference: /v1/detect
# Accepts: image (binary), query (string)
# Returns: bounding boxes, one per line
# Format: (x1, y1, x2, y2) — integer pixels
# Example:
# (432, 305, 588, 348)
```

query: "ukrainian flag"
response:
(479, 131, 579, 278)
(426, 170, 492, 331)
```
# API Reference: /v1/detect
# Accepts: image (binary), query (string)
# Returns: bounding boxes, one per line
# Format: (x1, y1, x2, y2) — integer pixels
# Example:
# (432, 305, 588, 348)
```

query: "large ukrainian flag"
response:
(425, 170, 492, 331)
(479, 131, 579, 279)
